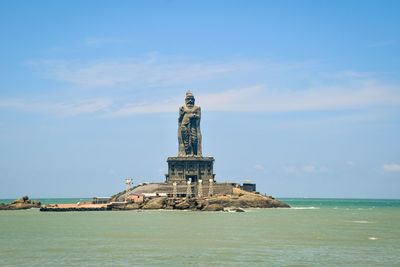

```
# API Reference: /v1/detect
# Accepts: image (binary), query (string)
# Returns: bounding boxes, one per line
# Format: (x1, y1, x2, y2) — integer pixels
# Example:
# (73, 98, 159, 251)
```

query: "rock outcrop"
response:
(117, 188, 289, 211)
(207, 189, 290, 208)
(174, 200, 191, 210)
(202, 203, 224, 211)
(142, 197, 167, 209)
(0, 196, 41, 210)
(109, 202, 140, 210)
(39, 188, 290, 212)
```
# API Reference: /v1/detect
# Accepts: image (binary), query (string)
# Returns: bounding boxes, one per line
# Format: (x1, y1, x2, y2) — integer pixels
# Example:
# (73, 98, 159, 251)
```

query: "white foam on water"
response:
(368, 237, 378, 240)
(352, 220, 371, 224)
(291, 206, 319, 210)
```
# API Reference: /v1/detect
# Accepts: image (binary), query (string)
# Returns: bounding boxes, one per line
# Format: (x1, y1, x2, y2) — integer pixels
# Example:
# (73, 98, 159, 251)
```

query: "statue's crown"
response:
(186, 90, 194, 98)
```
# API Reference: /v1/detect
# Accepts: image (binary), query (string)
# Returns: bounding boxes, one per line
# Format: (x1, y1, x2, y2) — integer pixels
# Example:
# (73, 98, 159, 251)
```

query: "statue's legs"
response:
(180, 125, 191, 155)
(197, 130, 202, 156)
(190, 127, 198, 155)
(178, 127, 184, 156)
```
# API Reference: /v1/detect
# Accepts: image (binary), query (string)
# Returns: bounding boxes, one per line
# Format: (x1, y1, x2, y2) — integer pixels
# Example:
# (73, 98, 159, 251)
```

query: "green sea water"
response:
(1, 199, 399, 266)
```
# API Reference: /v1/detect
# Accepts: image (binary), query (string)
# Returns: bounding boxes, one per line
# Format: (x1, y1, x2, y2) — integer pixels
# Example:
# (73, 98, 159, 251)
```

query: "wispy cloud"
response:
(29, 56, 257, 88)
(6, 54, 399, 117)
(2, 79, 399, 117)
(0, 98, 112, 116)
(109, 81, 400, 116)
(321, 70, 371, 79)
(383, 163, 400, 173)
(205, 82, 400, 111)
(368, 40, 396, 48)
(284, 164, 327, 174)
(108, 99, 179, 116)
(83, 37, 128, 46)
(303, 164, 327, 173)
(346, 161, 355, 166)
(302, 164, 317, 173)
(254, 164, 265, 171)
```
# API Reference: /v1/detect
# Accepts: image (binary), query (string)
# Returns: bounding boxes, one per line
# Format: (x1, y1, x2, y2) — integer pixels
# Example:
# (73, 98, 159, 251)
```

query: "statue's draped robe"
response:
(178, 105, 202, 156)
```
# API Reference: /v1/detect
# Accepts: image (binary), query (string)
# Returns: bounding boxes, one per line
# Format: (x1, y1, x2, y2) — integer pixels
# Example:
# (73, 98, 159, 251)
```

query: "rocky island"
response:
(108, 188, 289, 211)
(39, 91, 290, 212)
(101, 91, 290, 211)
(0, 196, 41, 210)
(39, 188, 289, 212)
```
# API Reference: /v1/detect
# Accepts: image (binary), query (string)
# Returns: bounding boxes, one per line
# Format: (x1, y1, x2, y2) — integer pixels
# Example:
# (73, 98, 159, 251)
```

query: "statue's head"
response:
(185, 90, 195, 108)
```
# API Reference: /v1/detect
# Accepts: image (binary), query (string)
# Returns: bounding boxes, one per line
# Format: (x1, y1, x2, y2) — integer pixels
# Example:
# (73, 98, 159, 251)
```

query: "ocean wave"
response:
(352, 220, 372, 224)
(291, 206, 319, 210)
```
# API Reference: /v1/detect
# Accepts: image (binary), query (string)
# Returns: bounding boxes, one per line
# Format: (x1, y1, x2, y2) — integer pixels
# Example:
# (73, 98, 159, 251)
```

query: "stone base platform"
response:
(116, 182, 236, 201)
(166, 156, 215, 184)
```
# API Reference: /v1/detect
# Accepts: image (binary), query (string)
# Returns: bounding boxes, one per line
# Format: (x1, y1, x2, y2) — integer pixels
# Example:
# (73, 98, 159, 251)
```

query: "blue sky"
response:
(0, 0, 399, 198)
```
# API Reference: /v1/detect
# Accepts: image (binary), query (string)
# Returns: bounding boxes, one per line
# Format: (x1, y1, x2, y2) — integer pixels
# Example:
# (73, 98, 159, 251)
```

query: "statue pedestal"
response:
(165, 156, 215, 185)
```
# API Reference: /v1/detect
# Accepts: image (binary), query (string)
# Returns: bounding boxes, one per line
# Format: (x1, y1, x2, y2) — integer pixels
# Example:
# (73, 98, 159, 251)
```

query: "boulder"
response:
(202, 203, 224, 211)
(175, 201, 191, 210)
(207, 195, 238, 207)
(230, 207, 245, 212)
(165, 198, 175, 209)
(195, 199, 208, 210)
(270, 199, 290, 208)
(142, 197, 166, 209)
(206, 189, 290, 208)
(125, 203, 140, 210)
(0, 196, 41, 210)
(109, 202, 140, 210)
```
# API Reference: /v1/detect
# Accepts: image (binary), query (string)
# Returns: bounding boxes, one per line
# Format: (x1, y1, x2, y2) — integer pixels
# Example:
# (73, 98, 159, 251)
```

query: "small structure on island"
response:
(125, 193, 144, 204)
(197, 179, 203, 198)
(186, 179, 192, 199)
(125, 178, 133, 191)
(93, 197, 111, 204)
(208, 178, 214, 196)
(241, 181, 257, 192)
(172, 182, 177, 198)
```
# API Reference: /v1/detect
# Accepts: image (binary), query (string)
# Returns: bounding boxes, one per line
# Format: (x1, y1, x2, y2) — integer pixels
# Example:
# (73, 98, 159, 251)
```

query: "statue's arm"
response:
(198, 107, 201, 120)
(192, 106, 201, 119)
(178, 106, 184, 124)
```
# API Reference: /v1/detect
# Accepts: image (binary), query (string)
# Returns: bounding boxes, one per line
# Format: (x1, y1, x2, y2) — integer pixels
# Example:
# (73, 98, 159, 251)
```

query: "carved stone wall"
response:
(166, 157, 215, 184)
(131, 182, 235, 197)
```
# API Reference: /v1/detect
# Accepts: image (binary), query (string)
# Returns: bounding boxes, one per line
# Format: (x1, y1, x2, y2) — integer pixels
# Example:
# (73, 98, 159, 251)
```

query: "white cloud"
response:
(29, 56, 256, 88)
(108, 99, 180, 116)
(5, 55, 398, 117)
(83, 37, 128, 46)
(109, 82, 400, 116)
(0, 98, 112, 116)
(283, 165, 298, 174)
(254, 164, 265, 171)
(283, 164, 327, 174)
(207, 82, 400, 111)
(383, 164, 400, 172)
(302, 164, 317, 173)
(2, 79, 399, 118)
(321, 70, 370, 79)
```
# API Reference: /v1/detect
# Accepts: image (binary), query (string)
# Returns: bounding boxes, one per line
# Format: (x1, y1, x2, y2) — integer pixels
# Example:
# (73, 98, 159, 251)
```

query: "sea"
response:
(0, 198, 399, 267)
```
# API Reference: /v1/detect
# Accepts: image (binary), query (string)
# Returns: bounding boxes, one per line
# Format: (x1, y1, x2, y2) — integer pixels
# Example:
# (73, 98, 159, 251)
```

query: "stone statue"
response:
(178, 91, 202, 157)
